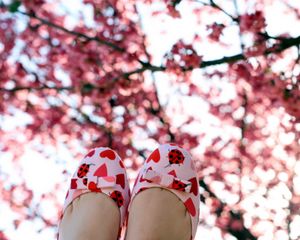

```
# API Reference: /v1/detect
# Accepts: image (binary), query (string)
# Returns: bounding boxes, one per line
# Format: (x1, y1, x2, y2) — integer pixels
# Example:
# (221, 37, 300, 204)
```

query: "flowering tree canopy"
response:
(1, 0, 300, 239)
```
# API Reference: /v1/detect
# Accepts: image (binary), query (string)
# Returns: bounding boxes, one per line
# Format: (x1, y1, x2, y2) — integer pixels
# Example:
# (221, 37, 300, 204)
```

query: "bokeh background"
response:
(1, 0, 300, 239)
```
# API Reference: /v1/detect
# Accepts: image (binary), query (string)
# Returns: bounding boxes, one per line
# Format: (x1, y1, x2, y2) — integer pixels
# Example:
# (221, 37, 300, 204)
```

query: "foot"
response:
(126, 143, 200, 239)
(58, 192, 120, 240)
(125, 188, 191, 240)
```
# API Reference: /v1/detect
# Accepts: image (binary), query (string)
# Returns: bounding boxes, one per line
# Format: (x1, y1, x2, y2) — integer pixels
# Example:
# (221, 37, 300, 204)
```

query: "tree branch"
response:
(2, 2, 300, 78)
(232, 0, 245, 51)
(21, 10, 125, 52)
(148, 34, 300, 71)
(137, 8, 255, 233)
(0, 67, 143, 93)
(0, 85, 72, 92)
(2, 33, 300, 93)
(200, 179, 257, 240)
(194, 0, 238, 22)
(150, 76, 175, 141)
(135, 7, 176, 142)
(2, 1, 300, 93)
(0, 3, 125, 52)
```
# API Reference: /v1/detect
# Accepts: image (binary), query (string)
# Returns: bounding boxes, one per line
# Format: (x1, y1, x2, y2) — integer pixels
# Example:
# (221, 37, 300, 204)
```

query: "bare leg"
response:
(125, 188, 191, 240)
(59, 192, 120, 240)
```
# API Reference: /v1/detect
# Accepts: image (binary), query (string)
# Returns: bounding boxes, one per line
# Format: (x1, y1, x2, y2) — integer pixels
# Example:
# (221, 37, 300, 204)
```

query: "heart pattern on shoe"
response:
(61, 147, 130, 239)
(188, 177, 198, 196)
(70, 179, 77, 189)
(129, 144, 200, 240)
(88, 181, 101, 192)
(94, 163, 108, 177)
(119, 160, 125, 168)
(146, 148, 160, 163)
(184, 197, 196, 217)
(85, 149, 95, 158)
(100, 149, 116, 160)
(116, 173, 125, 189)
(168, 170, 177, 177)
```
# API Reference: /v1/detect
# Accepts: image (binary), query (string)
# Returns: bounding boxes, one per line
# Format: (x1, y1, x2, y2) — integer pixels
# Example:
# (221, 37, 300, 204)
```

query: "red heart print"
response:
(85, 149, 95, 158)
(184, 198, 196, 217)
(188, 177, 198, 196)
(88, 182, 101, 192)
(119, 160, 125, 168)
(168, 170, 177, 177)
(70, 179, 77, 189)
(116, 174, 125, 189)
(146, 149, 160, 163)
(94, 164, 107, 177)
(100, 149, 116, 160)
(65, 190, 69, 199)
(88, 181, 97, 190)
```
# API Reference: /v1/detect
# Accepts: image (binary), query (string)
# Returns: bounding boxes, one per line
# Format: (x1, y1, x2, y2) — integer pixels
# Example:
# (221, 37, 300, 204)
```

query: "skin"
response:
(125, 188, 191, 240)
(58, 192, 120, 240)
(59, 188, 191, 240)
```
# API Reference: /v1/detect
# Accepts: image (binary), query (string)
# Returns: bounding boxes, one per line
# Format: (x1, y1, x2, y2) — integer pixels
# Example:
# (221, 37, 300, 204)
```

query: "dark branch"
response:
(1, 1, 300, 93)
(0, 85, 72, 92)
(0, 3, 125, 52)
(200, 179, 257, 240)
(2, 2, 300, 73)
(150, 77, 176, 141)
(2, 33, 300, 93)
(194, 0, 239, 22)
(19, 10, 125, 52)
(146, 34, 300, 71)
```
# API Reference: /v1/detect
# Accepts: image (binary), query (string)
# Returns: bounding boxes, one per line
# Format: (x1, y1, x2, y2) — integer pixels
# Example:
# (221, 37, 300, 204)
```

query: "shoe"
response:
(58, 147, 130, 239)
(129, 143, 200, 239)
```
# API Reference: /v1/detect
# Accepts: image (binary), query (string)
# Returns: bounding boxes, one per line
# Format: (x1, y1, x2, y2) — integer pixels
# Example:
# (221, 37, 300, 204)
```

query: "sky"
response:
(1, 0, 300, 239)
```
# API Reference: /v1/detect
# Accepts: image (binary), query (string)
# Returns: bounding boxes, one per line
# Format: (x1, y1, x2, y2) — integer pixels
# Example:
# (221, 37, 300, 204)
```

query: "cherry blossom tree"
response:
(1, 0, 300, 239)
